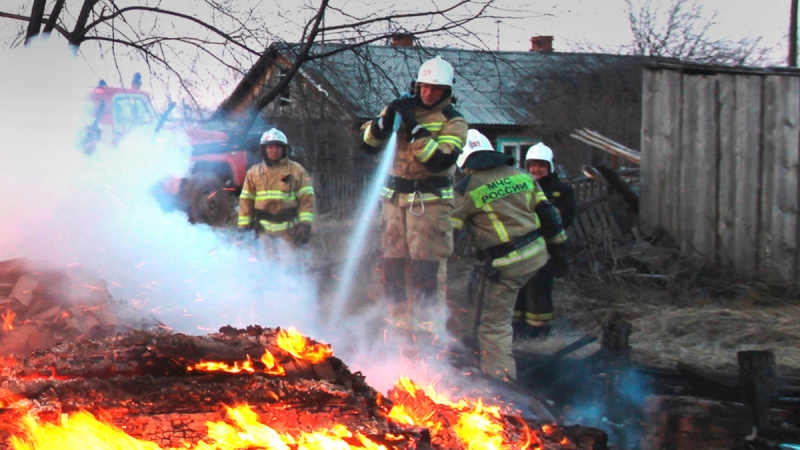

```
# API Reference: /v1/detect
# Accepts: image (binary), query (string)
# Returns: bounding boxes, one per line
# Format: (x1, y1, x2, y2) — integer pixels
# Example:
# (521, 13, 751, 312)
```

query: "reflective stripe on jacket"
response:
(451, 166, 567, 267)
(238, 159, 314, 232)
(361, 93, 468, 190)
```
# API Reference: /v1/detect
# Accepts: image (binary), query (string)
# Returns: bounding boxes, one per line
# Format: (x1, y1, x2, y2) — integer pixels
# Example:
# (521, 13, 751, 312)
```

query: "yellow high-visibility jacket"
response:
(238, 158, 314, 234)
(451, 164, 567, 268)
(361, 92, 468, 203)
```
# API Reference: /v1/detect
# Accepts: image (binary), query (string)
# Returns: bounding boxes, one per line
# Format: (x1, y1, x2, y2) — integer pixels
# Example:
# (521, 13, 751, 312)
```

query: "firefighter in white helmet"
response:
(360, 56, 468, 335)
(238, 128, 315, 248)
(513, 142, 576, 340)
(449, 130, 567, 381)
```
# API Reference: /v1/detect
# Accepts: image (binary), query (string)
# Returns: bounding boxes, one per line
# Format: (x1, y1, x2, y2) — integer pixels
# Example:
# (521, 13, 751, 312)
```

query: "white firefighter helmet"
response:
(259, 128, 288, 146)
(525, 142, 554, 172)
(417, 56, 454, 87)
(457, 129, 496, 168)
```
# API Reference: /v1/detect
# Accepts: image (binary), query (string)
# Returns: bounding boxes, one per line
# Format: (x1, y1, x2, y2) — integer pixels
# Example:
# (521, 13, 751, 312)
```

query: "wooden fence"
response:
(640, 63, 800, 283)
(313, 172, 371, 221)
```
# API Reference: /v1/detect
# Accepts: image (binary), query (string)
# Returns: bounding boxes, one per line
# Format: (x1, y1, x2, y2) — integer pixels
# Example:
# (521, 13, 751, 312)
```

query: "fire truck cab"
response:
(82, 77, 247, 227)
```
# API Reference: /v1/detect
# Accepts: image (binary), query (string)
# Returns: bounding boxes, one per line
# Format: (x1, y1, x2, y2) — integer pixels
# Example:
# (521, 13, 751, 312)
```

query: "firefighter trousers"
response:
(380, 196, 453, 309)
(448, 247, 547, 381)
(513, 259, 556, 327)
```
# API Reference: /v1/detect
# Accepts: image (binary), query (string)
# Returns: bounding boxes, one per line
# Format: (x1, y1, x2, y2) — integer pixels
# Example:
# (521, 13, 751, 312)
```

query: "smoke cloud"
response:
(0, 40, 318, 334)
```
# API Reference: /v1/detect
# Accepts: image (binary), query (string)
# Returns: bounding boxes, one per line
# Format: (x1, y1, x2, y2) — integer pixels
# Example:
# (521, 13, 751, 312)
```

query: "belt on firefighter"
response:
(476, 229, 542, 262)
(387, 176, 451, 197)
(254, 207, 298, 223)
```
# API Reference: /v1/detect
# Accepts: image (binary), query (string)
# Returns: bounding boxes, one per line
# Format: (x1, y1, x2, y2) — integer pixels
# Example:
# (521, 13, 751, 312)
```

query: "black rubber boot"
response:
(382, 258, 407, 305)
(411, 259, 440, 307)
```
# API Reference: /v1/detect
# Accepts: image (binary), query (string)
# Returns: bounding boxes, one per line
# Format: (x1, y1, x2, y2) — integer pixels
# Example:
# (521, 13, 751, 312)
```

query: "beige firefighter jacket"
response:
(361, 92, 468, 204)
(451, 165, 567, 268)
(237, 158, 314, 233)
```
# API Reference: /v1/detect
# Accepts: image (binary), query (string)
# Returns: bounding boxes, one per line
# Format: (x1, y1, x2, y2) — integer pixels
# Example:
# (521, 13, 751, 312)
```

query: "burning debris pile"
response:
(0, 258, 160, 357)
(0, 326, 607, 449)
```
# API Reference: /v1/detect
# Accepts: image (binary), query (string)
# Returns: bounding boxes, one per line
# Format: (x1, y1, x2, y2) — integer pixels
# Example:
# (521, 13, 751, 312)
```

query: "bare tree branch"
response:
(86, 5, 260, 56)
(621, 0, 772, 66)
(1, 0, 500, 111)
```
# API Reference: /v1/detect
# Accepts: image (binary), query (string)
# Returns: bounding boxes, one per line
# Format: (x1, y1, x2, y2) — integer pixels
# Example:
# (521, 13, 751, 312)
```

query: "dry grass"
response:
(516, 254, 800, 377)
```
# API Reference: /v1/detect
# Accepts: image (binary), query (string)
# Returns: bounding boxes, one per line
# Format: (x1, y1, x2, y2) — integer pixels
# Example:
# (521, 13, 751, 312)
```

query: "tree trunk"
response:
(69, 0, 99, 46)
(790, 0, 798, 67)
(24, 0, 46, 45)
(42, 0, 66, 34)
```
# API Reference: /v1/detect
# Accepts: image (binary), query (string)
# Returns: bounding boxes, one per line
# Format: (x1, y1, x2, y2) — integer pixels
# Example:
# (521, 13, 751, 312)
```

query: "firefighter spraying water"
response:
(358, 56, 468, 341)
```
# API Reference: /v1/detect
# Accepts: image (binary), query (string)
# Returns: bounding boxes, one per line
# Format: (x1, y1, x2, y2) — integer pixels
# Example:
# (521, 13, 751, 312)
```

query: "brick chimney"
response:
(390, 33, 415, 47)
(530, 36, 554, 53)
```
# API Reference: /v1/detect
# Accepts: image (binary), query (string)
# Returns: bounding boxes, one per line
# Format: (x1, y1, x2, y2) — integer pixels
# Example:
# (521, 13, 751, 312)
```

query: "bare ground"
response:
(313, 221, 800, 379)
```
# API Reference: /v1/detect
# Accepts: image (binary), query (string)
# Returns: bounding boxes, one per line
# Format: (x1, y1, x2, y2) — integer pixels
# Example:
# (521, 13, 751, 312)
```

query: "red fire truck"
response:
(82, 77, 249, 226)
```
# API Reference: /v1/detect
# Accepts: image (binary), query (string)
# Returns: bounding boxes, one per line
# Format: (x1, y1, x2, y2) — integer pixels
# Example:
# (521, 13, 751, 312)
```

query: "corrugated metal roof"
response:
(643, 59, 800, 76)
(286, 43, 649, 126)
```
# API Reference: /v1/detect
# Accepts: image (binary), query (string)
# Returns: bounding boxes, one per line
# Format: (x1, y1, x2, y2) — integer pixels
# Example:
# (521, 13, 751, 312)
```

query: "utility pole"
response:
(496, 20, 501, 51)
(791, 0, 798, 66)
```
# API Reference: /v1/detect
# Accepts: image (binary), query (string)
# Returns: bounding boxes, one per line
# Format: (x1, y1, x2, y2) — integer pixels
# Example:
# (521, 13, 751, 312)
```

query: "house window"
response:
(497, 138, 538, 169)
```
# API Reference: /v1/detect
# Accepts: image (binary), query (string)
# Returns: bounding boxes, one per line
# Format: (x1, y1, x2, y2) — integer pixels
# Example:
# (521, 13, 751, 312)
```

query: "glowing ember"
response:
(8, 404, 395, 450)
(2, 310, 15, 331)
(187, 349, 287, 377)
(0, 328, 596, 449)
(0, 387, 20, 409)
(275, 327, 333, 364)
(387, 376, 541, 449)
(186, 350, 286, 376)
(189, 356, 256, 374)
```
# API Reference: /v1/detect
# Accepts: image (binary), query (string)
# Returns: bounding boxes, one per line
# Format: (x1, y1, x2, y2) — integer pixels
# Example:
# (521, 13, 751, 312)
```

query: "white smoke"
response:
(0, 40, 318, 334)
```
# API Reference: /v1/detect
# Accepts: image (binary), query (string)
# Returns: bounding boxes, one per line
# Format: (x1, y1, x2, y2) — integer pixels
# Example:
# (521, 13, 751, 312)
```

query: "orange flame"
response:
(0, 387, 21, 410)
(260, 349, 286, 376)
(387, 376, 541, 449)
(188, 350, 286, 376)
(8, 404, 393, 449)
(191, 357, 255, 374)
(2, 309, 15, 331)
(275, 327, 333, 364)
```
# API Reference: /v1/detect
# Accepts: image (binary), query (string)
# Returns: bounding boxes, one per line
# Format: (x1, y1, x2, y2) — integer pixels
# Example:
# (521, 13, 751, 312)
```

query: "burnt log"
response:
(677, 362, 739, 401)
(0, 328, 421, 449)
(601, 316, 632, 363)
(640, 395, 753, 449)
(0, 327, 608, 449)
(738, 350, 777, 430)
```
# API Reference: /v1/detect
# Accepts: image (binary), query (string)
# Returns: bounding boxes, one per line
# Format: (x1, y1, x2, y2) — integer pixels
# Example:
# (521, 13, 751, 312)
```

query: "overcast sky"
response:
(478, 0, 790, 60)
(0, 0, 794, 107)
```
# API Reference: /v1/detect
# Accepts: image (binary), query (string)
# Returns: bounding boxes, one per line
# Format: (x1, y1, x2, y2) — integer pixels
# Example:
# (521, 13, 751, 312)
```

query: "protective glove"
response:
(370, 104, 396, 140)
(548, 245, 570, 278)
(389, 95, 431, 143)
(294, 223, 312, 246)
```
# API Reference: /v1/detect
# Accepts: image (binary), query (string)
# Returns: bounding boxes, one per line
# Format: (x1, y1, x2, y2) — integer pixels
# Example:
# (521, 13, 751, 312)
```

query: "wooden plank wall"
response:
(641, 68, 800, 283)
(760, 76, 800, 281)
